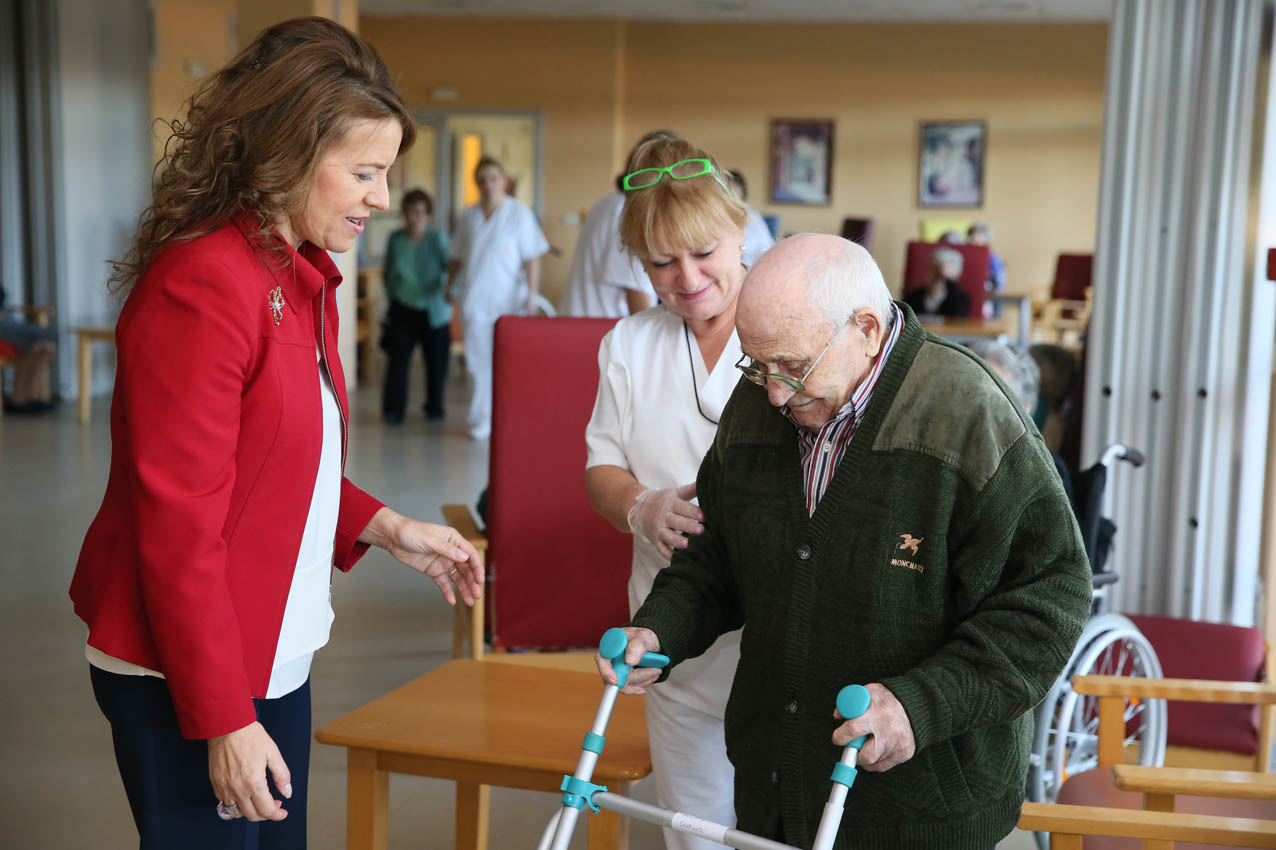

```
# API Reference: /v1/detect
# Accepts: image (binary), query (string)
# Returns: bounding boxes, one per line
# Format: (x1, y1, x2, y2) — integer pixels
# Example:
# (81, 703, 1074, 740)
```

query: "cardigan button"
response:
(770, 770, 780, 785)
(785, 698, 798, 714)
(797, 544, 811, 560)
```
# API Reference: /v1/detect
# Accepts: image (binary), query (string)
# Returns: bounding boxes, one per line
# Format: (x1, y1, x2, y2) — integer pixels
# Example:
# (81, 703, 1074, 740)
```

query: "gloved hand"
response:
(626, 483, 703, 561)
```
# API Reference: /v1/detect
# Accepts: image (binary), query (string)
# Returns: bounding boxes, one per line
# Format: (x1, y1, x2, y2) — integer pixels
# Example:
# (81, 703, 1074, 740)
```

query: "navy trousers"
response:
(90, 666, 311, 850)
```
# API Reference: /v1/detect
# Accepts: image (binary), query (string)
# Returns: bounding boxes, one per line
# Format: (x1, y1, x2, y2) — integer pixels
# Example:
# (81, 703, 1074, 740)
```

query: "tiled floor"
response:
(1, 376, 1037, 849)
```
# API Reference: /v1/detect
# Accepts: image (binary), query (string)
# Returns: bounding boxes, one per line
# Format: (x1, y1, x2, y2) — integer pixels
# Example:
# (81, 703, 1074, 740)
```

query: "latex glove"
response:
(831, 682, 917, 772)
(594, 626, 663, 695)
(208, 721, 291, 822)
(626, 483, 703, 560)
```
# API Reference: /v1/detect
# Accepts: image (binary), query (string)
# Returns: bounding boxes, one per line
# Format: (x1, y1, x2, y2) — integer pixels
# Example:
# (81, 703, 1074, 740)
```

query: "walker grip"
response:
(836, 685, 871, 750)
(599, 627, 669, 688)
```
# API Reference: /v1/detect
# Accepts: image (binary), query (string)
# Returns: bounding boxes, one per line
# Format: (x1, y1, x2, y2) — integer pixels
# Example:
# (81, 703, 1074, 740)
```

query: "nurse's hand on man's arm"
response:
(359, 507, 485, 606)
(627, 482, 703, 561)
(595, 626, 663, 695)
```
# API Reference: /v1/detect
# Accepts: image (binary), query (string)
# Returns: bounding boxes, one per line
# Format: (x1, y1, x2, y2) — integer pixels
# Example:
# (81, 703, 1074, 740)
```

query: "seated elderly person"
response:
(600, 233, 1091, 849)
(0, 290, 57, 414)
(903, 246, 971, 318)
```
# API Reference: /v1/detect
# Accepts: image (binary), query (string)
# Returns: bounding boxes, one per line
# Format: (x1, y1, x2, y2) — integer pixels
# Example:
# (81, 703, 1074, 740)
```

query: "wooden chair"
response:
(0, 305, 56, 419)
(1127, 616, 1275, 774)
(443, 316, 632, 661)
(1019, 801, 1276, 849)
(1050, 674, 1276, 848)
(900, 240, 991, 318)
(1034, 253, 1094, 347)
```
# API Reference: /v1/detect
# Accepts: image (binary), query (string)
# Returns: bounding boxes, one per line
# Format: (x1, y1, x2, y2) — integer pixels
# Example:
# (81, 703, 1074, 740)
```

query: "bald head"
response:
(735, 233, 895, 431)
(738, 233, 890, 341)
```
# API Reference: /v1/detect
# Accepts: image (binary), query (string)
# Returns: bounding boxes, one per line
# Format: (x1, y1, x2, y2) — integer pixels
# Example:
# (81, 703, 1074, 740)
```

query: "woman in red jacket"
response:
(69, 18, 483, 849)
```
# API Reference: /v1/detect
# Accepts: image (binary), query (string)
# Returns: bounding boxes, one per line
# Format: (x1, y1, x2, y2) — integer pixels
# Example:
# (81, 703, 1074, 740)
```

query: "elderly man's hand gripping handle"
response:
(594, 627, 667, 695)
(831, 682, 916, 772)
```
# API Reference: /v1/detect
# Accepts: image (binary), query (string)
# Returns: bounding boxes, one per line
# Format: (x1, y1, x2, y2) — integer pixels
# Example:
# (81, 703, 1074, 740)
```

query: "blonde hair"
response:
(618, 138, 749, 260)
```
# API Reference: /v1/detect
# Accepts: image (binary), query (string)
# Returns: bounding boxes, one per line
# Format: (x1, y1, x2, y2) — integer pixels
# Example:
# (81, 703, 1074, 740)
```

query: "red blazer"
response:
(70, 216, 383, 739)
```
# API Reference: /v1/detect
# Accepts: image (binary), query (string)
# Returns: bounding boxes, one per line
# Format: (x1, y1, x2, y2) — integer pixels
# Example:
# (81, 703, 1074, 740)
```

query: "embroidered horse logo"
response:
(898, 534, 923, 556)
(268, 286, 285, 326)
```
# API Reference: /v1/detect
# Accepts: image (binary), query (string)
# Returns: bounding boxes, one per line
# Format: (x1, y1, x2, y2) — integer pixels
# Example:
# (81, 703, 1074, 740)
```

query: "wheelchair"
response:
(1025, 443, 1167, 849)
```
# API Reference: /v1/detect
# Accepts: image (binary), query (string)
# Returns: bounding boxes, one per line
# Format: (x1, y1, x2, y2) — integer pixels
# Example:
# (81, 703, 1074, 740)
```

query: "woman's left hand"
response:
(361, 507, 485, 605)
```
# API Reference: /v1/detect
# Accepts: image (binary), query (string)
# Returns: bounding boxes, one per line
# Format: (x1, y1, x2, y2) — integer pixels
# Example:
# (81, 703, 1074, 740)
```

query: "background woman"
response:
(381, 187, 451, 424)
(584, 137, 749, 850)
(69, 18, 483, 849)
(447, 157, 549, 440)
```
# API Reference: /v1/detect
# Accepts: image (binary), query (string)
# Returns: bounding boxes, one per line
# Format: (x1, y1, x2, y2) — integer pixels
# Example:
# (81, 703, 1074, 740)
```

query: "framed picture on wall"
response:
(919, 120, 986, 207)
(769, 119, 834, 205)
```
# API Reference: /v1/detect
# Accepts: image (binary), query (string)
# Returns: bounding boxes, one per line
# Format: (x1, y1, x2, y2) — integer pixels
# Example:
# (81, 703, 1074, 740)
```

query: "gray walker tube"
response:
(537, 629, 871, 850)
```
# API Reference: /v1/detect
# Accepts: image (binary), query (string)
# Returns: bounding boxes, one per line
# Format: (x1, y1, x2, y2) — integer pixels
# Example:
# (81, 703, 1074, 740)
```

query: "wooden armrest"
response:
(1075, 675, 1276, 704)
(441, 504, 488, 552)
(1114, 765, 1276, 801)
(12, 305, 55, 326)
(1018, 801, 1276, 843)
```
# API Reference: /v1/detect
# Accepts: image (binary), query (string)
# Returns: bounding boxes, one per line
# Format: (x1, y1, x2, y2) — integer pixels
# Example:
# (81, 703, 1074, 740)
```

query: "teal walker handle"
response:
(836, 685, 871, 750)
(599, 627, 669, 689)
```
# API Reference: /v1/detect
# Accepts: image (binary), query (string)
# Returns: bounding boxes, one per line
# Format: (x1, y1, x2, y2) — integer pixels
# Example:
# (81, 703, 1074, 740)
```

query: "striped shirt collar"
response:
(782, 303, 903, 515)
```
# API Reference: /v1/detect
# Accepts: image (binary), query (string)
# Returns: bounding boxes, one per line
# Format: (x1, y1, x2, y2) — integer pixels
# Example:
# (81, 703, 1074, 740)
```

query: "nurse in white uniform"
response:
(448, 157, 549, 440)
(725, 167, 776, 268)
(560, 131, 679, 318)
(584, 137, 749, 850)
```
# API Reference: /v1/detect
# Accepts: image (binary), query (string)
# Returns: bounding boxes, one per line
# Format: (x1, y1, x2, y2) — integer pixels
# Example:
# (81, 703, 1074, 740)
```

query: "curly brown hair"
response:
(110, 16, 416, 294)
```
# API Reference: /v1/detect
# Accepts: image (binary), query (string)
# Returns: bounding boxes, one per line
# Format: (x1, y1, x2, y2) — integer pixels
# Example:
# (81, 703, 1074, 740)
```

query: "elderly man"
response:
(904, 246, 971, 317)
(601, 234, 1090, 849)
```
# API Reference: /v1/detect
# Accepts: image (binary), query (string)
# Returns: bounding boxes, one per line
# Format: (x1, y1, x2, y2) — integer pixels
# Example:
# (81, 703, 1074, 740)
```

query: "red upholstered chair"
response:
(443, 316, 632, 658)
(900, 240, 990, 318)
(1126, 616, 1274, 772)
(1050, 672, 1276, 849)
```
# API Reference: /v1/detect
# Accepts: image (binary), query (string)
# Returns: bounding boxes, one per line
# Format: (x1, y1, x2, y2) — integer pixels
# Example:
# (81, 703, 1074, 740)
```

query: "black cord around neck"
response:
(683, 320, 720, 426)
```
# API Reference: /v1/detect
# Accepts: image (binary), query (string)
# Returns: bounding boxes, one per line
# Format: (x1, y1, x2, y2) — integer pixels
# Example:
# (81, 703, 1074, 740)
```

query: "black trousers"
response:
(90, 666, 311, 850)
(382, 299, 451, 419)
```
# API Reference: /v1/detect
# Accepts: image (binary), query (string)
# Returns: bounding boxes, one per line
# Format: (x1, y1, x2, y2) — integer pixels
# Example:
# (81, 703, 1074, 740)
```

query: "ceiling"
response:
(360, 0, 1112, 22)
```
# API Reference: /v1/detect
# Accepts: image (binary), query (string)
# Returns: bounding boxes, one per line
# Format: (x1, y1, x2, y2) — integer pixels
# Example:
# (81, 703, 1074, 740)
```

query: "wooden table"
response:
(315, 659, 652, 850)
(918, 315, 1014, 341)
(73, 326, 115, 424)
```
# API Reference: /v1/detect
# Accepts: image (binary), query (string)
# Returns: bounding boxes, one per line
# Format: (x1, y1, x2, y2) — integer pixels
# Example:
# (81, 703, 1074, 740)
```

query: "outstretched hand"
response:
(362, 508, 484, 605)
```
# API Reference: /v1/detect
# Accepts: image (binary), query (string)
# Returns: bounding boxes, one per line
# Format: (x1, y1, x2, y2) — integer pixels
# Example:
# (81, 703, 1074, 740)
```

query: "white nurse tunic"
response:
(450, 198, 549, 438)
(585, 305, 742, 850)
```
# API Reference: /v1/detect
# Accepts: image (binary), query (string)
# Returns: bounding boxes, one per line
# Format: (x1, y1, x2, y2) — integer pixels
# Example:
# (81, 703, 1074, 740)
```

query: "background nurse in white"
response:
(448, 156, 549, 440)
(559, 130, 680, 319)
(584, 137, 750, 850)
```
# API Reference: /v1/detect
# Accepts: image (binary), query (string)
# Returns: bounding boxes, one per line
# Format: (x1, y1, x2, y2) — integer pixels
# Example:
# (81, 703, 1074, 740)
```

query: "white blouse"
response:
(87, 347, 342, 701)
(584, 305, 743, 719)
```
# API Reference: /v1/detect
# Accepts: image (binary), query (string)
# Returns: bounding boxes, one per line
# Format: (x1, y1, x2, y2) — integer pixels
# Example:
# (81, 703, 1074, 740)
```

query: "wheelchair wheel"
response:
(1027, 614, 1166, 850)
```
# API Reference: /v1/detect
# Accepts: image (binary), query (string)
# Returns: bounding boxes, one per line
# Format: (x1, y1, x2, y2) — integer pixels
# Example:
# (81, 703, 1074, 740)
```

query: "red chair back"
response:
(901, 241, 990, 318)
(1052, 253, 1093, 300)
(1127, 615, 1266, 755)
(486, 316, 631, 650)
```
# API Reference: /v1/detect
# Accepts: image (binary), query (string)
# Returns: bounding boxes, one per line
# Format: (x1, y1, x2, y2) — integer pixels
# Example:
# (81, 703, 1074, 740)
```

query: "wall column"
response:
(1084, 0, 1276, 625)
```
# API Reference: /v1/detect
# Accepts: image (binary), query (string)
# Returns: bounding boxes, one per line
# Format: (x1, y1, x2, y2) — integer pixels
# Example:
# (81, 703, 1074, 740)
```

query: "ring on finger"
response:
(216, 801, 241, 821)
(447, 567, 458, 577)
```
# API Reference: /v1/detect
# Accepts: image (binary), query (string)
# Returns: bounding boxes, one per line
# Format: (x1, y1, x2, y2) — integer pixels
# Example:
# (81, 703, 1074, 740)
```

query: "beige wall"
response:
(362, 16, 1106, 303)
(360, 16, 627, 304)
(150, 0, 236, 167)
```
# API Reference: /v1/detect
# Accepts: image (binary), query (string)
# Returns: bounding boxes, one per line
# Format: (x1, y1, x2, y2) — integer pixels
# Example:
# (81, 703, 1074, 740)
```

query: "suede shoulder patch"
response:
(872, 338, 1027, 491)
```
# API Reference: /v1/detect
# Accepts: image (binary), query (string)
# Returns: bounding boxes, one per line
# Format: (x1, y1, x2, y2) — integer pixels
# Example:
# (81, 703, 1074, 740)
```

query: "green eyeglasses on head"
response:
(735, 317, 851, 393)
(623, 158, 732, 193)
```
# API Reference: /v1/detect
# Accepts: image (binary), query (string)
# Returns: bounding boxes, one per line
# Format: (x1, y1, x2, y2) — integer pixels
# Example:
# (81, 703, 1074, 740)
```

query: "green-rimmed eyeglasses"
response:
(622, 158, 732, 193)
(735, 317, 851, 393)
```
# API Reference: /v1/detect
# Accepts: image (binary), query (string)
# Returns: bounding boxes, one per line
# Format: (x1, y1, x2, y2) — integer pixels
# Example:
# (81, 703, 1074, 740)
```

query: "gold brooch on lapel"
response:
(268, 286, 285, 326)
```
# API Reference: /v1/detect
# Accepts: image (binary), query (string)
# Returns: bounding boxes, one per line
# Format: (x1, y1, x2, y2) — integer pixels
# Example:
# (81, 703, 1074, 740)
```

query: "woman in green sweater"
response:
(381, 188, 451, 424)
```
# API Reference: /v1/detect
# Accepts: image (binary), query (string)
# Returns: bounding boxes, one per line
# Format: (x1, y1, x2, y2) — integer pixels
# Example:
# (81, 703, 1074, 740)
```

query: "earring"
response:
(740, 243, 746, 253)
